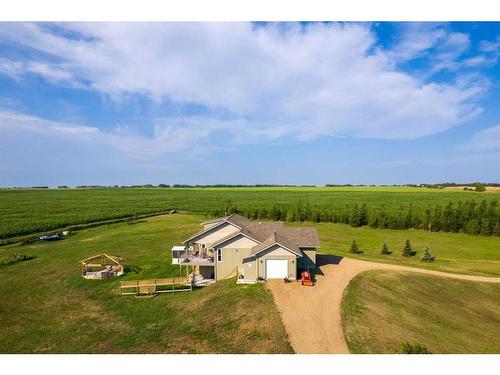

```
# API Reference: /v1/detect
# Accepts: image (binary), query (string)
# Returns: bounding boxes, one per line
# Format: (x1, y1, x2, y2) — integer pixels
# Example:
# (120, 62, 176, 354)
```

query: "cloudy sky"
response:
(0, 22, 499, 186)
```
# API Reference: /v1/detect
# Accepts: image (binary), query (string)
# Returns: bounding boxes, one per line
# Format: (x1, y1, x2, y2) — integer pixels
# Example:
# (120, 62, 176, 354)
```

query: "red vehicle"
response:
(301, 270, 314, 286)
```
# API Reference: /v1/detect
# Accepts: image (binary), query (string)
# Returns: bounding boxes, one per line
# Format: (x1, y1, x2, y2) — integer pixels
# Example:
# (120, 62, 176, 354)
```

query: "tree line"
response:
(212, 199, 500, 236)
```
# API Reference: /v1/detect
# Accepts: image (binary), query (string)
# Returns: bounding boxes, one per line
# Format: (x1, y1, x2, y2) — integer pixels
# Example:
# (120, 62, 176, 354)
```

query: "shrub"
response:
(475, 183, 486, 192)
(0, 253, 36, 267)
(421, 246, 435, 262)
(349, 240, 363, 254)
(380, 242, 392, 255)
(402, 239, 417, 257)
(401, 342, 431, 354)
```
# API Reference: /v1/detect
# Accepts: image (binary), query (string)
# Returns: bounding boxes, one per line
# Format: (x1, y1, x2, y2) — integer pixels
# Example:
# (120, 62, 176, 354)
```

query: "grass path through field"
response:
(267, 255, 500, 354)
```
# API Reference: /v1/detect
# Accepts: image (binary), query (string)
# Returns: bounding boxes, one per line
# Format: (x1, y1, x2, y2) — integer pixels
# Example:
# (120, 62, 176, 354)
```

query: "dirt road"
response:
(266, 256, 500, 354)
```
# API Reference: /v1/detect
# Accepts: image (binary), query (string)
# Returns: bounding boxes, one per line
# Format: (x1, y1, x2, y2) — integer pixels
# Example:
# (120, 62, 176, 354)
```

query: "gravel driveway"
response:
(266, 255, 500, 354)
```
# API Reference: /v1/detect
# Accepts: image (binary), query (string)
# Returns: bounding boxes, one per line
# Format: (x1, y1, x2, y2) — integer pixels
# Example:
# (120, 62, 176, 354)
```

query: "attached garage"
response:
(265, 259, 288, 279)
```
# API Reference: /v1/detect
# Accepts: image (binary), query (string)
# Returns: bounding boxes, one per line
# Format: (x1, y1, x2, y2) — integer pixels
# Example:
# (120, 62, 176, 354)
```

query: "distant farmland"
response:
(0, 186, 498, 239)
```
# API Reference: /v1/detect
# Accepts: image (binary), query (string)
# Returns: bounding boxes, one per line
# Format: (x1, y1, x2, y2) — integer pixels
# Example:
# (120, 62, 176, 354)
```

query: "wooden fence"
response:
(119, 277, 192, 296)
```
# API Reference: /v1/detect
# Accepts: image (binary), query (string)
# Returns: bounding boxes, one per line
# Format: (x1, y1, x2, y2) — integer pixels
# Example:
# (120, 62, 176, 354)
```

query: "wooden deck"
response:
(119, 277, 192, 295)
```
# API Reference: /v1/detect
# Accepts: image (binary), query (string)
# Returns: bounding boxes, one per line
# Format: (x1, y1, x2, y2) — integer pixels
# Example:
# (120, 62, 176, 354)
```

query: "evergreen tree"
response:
(269, 202, 278, 220)
(380, 242, 392, 255)
(396, 206, 406, 229)
(480, 219, 492, 236)
(493, 221, 500, 236)
(350, 204, 361, 227)
(311, 208, 322, 223)
(405, 203, 415, 229)
(378, 206, 388, 229)
(421, 246, 435, 262)
(465, 219, 480, 235)
(431, 204, 442, 232)
(402, 239, 416, 257)
(350, 240, 363, 254)
(454, 201, 464, 233)
(442, 202, 453, 232)
(424, 207, 432, 231)
(368, 214, 379, 228)
(359, 203, 368, 226)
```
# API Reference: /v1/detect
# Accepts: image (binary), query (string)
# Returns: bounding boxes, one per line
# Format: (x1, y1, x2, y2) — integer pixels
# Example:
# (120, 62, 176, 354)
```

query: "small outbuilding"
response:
(80, 253, 124, 279)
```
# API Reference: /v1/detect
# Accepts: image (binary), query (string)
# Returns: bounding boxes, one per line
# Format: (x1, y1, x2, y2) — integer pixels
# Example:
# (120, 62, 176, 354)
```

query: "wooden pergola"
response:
(80, 253, 124, 279)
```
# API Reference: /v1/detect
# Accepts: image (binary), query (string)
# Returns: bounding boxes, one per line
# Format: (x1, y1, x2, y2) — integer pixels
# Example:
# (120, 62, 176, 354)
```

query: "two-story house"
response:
(171, 214, 320, 283)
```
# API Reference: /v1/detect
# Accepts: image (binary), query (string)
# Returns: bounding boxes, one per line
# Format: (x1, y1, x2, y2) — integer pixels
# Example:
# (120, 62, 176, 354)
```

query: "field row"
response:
(1, 187, 498, 238)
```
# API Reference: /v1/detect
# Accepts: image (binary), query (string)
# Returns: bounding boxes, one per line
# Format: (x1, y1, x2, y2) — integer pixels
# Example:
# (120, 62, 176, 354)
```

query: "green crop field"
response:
(0, 186, 498, 239)
(0, 214, 292, 354)
(341, 270, 500, 353)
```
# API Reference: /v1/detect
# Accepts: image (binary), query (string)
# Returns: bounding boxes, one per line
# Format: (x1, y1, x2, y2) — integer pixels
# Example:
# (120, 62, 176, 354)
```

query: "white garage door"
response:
(266, 259, 288, 279)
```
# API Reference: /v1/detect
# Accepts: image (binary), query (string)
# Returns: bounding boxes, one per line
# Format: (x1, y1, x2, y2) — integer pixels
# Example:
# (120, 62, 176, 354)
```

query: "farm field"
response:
(341, 270, 500, 353)
(0, 186, 498, 239)
(310, 222, 500, 276)
(0, 214, 292, 354)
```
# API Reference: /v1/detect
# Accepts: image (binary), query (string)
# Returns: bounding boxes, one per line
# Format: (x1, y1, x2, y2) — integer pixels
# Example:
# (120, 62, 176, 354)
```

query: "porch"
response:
(171, 245, 215, 265)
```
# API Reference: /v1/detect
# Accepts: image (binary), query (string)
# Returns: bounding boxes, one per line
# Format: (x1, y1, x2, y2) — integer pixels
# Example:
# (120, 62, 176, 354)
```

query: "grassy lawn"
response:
(1, 211, 498, 353)
(341, 270, 500, 353)
(0, 214, 292, 353)
(306, 222, 500, 276)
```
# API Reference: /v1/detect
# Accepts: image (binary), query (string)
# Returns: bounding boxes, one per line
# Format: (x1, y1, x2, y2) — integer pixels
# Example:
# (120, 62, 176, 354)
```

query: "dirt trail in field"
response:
(266, 256, 500, 354)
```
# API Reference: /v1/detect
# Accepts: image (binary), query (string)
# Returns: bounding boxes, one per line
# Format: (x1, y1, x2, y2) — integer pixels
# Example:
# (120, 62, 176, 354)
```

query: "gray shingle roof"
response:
(249, 227, 319, 256)
(187, 214, 320, 255)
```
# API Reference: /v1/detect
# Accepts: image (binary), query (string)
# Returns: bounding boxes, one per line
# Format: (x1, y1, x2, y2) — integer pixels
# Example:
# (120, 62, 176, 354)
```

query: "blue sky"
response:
(0, 22, 499, 186)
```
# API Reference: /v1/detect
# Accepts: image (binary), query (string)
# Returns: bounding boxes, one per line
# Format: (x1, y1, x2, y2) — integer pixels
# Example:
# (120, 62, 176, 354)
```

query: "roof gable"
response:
(185, 215, 320, 253)
(251, 231, 303, 256)
(183, 220, 241, 243)
(211, 231, 259, 248)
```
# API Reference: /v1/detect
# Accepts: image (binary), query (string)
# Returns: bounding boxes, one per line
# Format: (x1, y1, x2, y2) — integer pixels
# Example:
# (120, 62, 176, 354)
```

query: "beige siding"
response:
(192, 222, 240, 248)
(215, 247, 253, 281)
(203, 221, 223, 230)
(298, 248, 316, 271)
(214, 234, 258, 280)
(256, 244, 297, 280)
(242, 258, 257, 280)
(217, 234, 258, 249)
(258, 245, 297, 257)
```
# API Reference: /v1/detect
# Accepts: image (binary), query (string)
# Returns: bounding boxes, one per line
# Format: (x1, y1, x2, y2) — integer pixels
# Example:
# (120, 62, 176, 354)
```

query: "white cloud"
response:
(0, 22, 488, 142)
(0, 109, 217, 158)
(463, 124, 500, 151)
(479, 36, 500, 53)
(0, 57, 74, 83)
(0, 107, 312, 161)
(387, 23, 470, 70)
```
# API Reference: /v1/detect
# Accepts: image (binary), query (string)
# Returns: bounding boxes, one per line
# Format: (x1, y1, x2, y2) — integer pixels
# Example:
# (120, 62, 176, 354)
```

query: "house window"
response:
(217, 248, 222, 262)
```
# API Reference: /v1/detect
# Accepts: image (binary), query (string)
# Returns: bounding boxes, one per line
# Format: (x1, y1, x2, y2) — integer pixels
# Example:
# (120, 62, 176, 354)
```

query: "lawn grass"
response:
(305, 222, 500, 276)
(0, 214, 292, 353)
(341, 270, 500, 353)
(1, 186, 497, 239)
